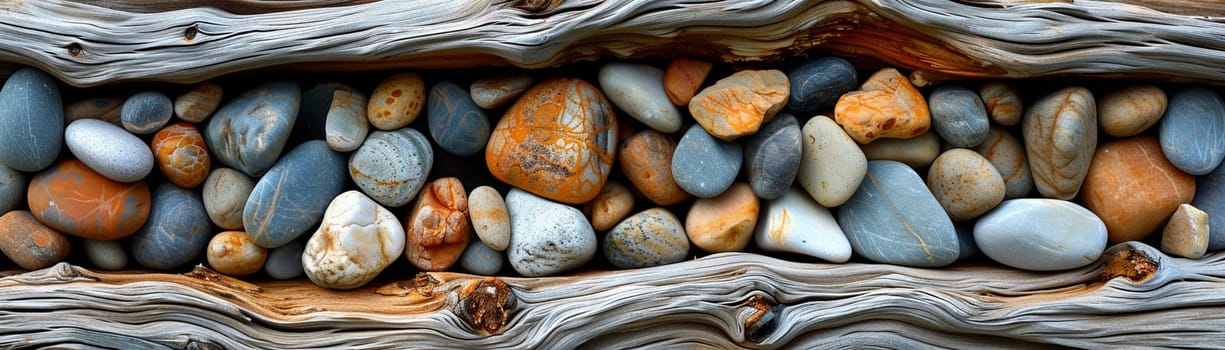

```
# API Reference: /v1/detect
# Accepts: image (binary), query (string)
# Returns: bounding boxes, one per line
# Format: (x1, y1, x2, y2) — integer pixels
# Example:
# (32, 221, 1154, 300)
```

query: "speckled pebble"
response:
(264, 240, 305, 280)
(837, 161, 959, 267)
(245, 141, 347, 249)
(1161, 204, 1209, 259)
(1098, 85, 1166, 138)
(975, 199, 1107, 271)
(65, 119, 154, 183)
(428, 80, 492, 156)
(506, 189, 597, 277)
(0, 68, 63, 172)
(84, 239, 128, 271)
(1023, 86, 1097, 200)
(368, 72, 425, 130)
(459, 240, 504, 275)
(174, 82, 223, 123)
(207, 231, 268, 277)
(754, 187, 852, 263)
(121, 91, 173, 135)
(798, 115, 866, 207)
(744, 114, 802, 200)
(1158, 86, 1225, 176)
(585, 181, 635, 232)
(130, 183, 213, 270)
(202, 168, 255, 230)
(672, 124, 742, 198)
(599, 62, 682, 133)
(0, 164, 26, 214)
(325, 89, 370, 152)
(303, 191, 405, 289)
(927, 149, 1005, 221)
(349, 127, 434, 207)
(603, 208, 689, 269)
(974, 127, 1032, 199)
(860, 130, 940, 168)
(470, 74, 533, 110)
(686, 182, 759, 253)
(928, 86, 990, 148)
(0, 211, 71, 270)
(979, 82, 1022, 126)
(469, 186, 510, 251)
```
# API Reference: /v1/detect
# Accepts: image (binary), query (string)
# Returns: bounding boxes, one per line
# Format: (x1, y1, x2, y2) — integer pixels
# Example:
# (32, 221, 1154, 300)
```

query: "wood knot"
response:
(455, 277, 516, 335)
(1100, 244, 1160, 284)
(745, 294, 782, 343)
(184, 25, 199, 41)
(512, 0, 563, 12)
(183, 337, 224, 350)
(66, 43, 82, 57)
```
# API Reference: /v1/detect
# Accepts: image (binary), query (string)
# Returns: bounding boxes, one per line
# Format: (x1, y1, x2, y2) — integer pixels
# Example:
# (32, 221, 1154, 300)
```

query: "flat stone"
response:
(973, 127, 1032, 198)
(404, 177, 471, 272)
(65, 119, 154, 183)
(459, 240, 504, 275)
(325, 89, 369, 152)
(202, 168, 255, 230)
(754, 187, 852, 263)
(744, 114, 802, 200)
(1099, 85, 1166, 138)
(0, 164, 24, 214)
(469, 186, 510, 251)
(349, 127, 433, 207)
(1161, 204, 1209, 259)
(834, 68, 930, 144)
(860, 131, 940, 168)
(303, 191, 405, 289)
(1081, 136, 1195, 243)
(66, 97, 122, 125)
(585, 181, 634, 232)
(174, 82, 223, 123)
(84, 239, 128, 271)
(506, 189, 597, 277)
(685, 182, 759, 253)
(798, 115, 866, 207)
(428, 80, 492, 156)
(1023, 86, 1097, 200)
(206, 231, 268, 276)
(604, 208, 689, 269)
(264, 240, 305, 280)
(620, 130, 689, 206)
(837, 160, 959, 267)
(786, 56, 857, 113)
(979, 82, 1022, 126)
(927, 149, 1005, 221)
(928, 86, 990, 148)
(975, 199, 1107, 271)
(152, 123, 211, 188)
(1158, 86, 1225, 175)
(689, 69, 789, 141)
(672, 124, 742, 198)
(486, 78, 618, 204)
(663, 58, 713, 106)
(0, 211, 71, 270)
(130, 183, 212, 270)
(121, 91, 173, 135)
(205, 80, 300, 177)
(245, 141, 347, 248)
(470, 73, 533, 110)
(0, 68, 63, 172)
(600, 62, 682, 133)
(368, 72, 425, 130)
(27, 159, 151, 240)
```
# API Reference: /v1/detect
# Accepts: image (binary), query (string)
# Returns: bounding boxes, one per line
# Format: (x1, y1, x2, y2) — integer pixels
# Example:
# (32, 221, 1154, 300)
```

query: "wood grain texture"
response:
(0, 0, 1223, 86)
(1, 242, 1221, 348)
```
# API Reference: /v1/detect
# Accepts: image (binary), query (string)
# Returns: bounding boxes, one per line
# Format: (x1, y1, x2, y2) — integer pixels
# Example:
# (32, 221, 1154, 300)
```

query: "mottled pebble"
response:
(1098, 85, 1166, 138)
(121, 91, 173, 134)
(174, 82, 223, 123)
(459, 240, 504, 275)
(619, 130, 689, 206)
(404, 178, 471, 272)
(0, 211, 71, 270)
(1023, 86, 1097, 200)
(604, 208, 689, 269)
(685, 182, 759, 253)
(1158, 86, 1225, 175)
(84, 239, 128, 271)
(834, 68, 930, 144)
(786, 57, 857, 113)
(837, 161, 959, 267)
(303, 191, 405, 289)
(672, 124, 742, 198)
(928, 86, 990, 148)
(205, 80, 300, 176)
(368, 72, 425, 130)
(927, 149, 1005, 221)
(973, 127, 1032, 198)
(469, 186, 510, 251)
(1081, 136, 1195, 243)
(152, 123, 211, 188)
(245, 141, 347, 248)
(1161, 204, 1209, 259)
(0, 68, 63, 172)
(202, 168, 255, 230)
(860, 130, 940, 168)
(131, 183, 212, 270)
(689, 69, 789, 141)
(428, 80, 492, 156)
(754, 187, 852, 263)
(506, 189, 597, 277)
(975, 199, 1107, 271)
(325, 89, 370, 152)
(599, 62, 682, 133)
(663, 58, 713, 106)
(744, 114, 802, 200)
(27, 159, 151, 240)
(470, 73, 533, 110)
(349, 127, 433, 207)
(979, 82, 1022, 126)
(798, 115, 866, 207)
(585, 181, 634, 232)
(207, 231, 268, 276)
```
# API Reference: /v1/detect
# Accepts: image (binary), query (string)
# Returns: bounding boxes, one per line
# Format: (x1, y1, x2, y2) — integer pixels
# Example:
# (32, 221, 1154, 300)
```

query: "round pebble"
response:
(459, 240, 504, 275)
(404, 177, 471, 272)
(744, 114, 802, 200)
(603, 208, 689, 269)
(0, 211, 71, 270)
(672, 124, 742, 198)
(202, 168, 255, 230)
(207, 231, 268, 277)
(1098, 85, 1166, 138)
(599, 62, 682, 133)
(979, 82, 1022, 126)
(928, 86, 990, 148)
(754, 187, 852, 263)
(1161, 204, 1209, 259)
(689, 69, 789, 141)
(174, 82, 223, 123)
(786, 56, 857, 113)
(325, 89, 370, 152)
(205, 80, 300, 177)
(264, 240, 305, 280)
(84, 239, 128, 271)
(470, 73, 533, 110)
(619, 130, 689, 206)
(585, 181, 635, 232)
(834, 68, 930, 144)
(1081, 136, 1195, 243)
(349, 127, 434, 207)
(798, 115, 867, 207)
(469, 186, 511, 251)
(975, 199, 1107, 271)
(1023, 86, 1097, 200)
(1158, 86, 1225, 176)
(0, 68, 63, 172)
(27, 159, 151, 240)
(0, 164, 26, 214)
(130, 183, 212, 270)
(121, 91, 173, 135)
(66, 96, 123, 125)
(368, 72, 425, 130)
(303, 191, 405, 289)
(428, 80, 491, 156)
(860, 130, 940, 168)
(506, 189, 597, 277)
(927, 149, 1005, 221)
(65, 119, 154, 183)
(152, 123, 211, 188)
(685, 182, 759, 253)
(245, 141, 347, 249)
(973, 127, 1032, 199)
(663, 58, 713, 106)
(838, 161, 959, 267)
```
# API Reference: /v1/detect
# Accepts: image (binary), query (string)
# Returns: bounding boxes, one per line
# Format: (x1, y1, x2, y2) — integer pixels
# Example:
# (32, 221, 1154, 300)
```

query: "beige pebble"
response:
(470, 74, 533, 110)
(974, 127, 1033, 198)
(368, 72, 425, 130)
(469, 186, 510, 251)
(685, 182, 759, 253)
(689, 69, 789, 141)
(206, 231, 268, 277)
(860, 131, 940, 168)
(303, 191, 405, 289)
(585, 181, 635, 231)
(1023, 86, 1097, 200)
(1161, 204, 1210, 259)
(1098, 85, 1167, 138)
(174, 82, 223, 123)
(927, 149, 1005, 221)
(979, 82, 1022, 126)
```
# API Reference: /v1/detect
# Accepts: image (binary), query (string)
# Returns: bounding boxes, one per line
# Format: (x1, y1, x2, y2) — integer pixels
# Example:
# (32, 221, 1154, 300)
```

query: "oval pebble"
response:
(838, 161, 959, 267)
(368, 72, 425, 130)
(860, 130, 940, 168)
(754, 187, 852, 263)
(927, 149, 1005, 221)
(1158, 86, 1225, 176)
(1081, 136, 1195, 243)
(152, 123, 211, 188)
(207, 231, 268, 276)
(469, 186, 511, 251)
(686, 182, 759, 253)
(404, 177, 471, 272)
(349, 127, 433, 207)
(0, 68, 63, 172)
(599, 62, 682, 133)
(130, 183, 212, 270)
(979, 82, 1022, 126)
(459, 240, 504, 276)
(428, 80, 491, 156)
(65, 119, 154, 183)
(585, 181, 635, 232)
(202, 168, 255, 230)
(672, 124, 742, 198)
(264, 240, 305, 280)
(744, 114, 802, 200)
(205, 80, 300, 177)
(1023, 86, 1097, 200)
(174, 82, 223, 123)
(1098, 85, 1166, 138)
(27, 159, 151, 240)
(787, 56, 857, 113)
(325, 89, 370, 152)
(799, 115, 867, 207)
(619, 130, 689, 206)
(470, 73, 533, 110)
(0, 211, 72, 270)
(303, 191, 405, 289)
(121, 91, 173, 135)
(245, 141, 347, 249)
(84, 239, 128, 271)
(506, 189, 597, 277)
(603, 208, 689, 269)
(0, 164, 26, 214)
(973, 127, 1032, 199)
(974, 199, 1107, 271)
(928, 86, 990, 148)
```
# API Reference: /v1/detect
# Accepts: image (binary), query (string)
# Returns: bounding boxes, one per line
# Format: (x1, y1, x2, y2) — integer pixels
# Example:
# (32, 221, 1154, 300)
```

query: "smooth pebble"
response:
(1161, 204, 1209, 259)
(685, 183, 759, 253)
(0, 211, 71, 270)
(506, 189, 597, 277)
(349, 127, 434, 207)
(744, 114, 802, 200)
(672, 124, 742, 198)
(470, 74, 533, 110)
(798, 115, 866, 207)
(65, 119, 154, 182)
(1081, 136, 1195, 243)
(469, 186, 511, 251)
(928, 86, 990, 148)
(973, 127, 1032, 198)
(245, 141, 347, 249)
(837, 161, 959, 267)
(754, 187, 852, 263)
(663, 58, 713, 106)
(619, 130, 689, 206)
(975, 199, 1107, 271)
(428, 80, 492, 156)
(599, 62, 682, 133)
(0, 68, 63, 172)
(205, 80, 300, 177)
(130, 183, 212, 270)
(264, 240, 305, 280)
(834, 68, 930, 144)
(207, 231, 268, 276)
(459, 240, 504, 275)
(585, 181, 634, 232)
(979, 82, 1022, 126)
(121, 91, 173, 135)
(1098, 85, 1166, 138)
(174, 82, 223, 123)
(27, 159, 151, 240)
(786, 57, 857, 113)
(325, 89, 370, 152)
(927, 149, 1005, 221)
(1023, 86, 1096, 200)
(202, 168, 255, 230)
(368, 72, 425, 130)
(860, 131, 940, 168)
(603, 208, 689, 269)
(1157, 86, 1225, 176)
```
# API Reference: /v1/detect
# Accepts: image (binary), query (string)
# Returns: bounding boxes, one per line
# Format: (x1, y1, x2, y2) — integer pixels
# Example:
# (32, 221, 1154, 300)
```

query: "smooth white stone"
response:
(505, 188, 596, 277)
(754, 187, 852, 263)
(798, 115, 867, 207)
(302, 191, 405, 289)
(64, 119, 153, 182)
(598, 62, 683, 133)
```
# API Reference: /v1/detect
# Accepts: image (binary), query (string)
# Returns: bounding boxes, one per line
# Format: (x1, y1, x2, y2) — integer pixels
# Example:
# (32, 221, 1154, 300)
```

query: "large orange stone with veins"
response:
(834, 68, 931, 144)
(688, 69, 789, 141)
(404, 177, 471, 271)
(27, 159, 151, 240)
(486, 77, 619, 204)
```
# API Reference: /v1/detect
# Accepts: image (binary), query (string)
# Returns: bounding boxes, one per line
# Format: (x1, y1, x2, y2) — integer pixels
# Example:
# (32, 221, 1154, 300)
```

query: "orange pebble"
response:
(664, 58, 713, 106)
(152, 123, 211, 188)
(834, 68, 931, 144)
(404, 177, 472, 271)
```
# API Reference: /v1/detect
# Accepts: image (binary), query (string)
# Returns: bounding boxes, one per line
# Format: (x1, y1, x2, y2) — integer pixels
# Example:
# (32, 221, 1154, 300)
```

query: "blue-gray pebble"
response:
(837, 160, 959, 267)
(428, 80, 491, 156)
(743, 113, 801, 200)
(1158, 86, 1225, 175)
(928, 86, 990, 148)
(120, 91, 173, 134)
(245, 140, 346, 248)
(0, 68, 63, 172)
(349, 127, 434, 207)
(1192, 163, 1225, 250)
(205, 81, 301, 177)
(459, 241, 504, 275)
(130, 183, 212, 270)
(0, 164, 25, 214)
(786, 57, 857, 113)
(974, 199, 1106, 271)
(672, 124, 742, 198)
(265, 239, 306, 280)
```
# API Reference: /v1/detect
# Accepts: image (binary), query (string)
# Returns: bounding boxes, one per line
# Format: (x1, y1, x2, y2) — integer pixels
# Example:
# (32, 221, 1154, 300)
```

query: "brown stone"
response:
(174, 82, 223, 123)
(979, 82, 1022, 126)
(664, 58, 713, 106)
(206, 231, 267, 276)
(688, 69, 789, 141)
(1098, 85, 1167, 138)
(1024, 86, 1097, 200)
(1161, 204, 1209, 259)
(405, 177, 472, 271)
(1081, 136, 1195, 243)
(619, 130, 689, 206)
(685, 182, 759, 253)
(0, 211, 71, 270)
(584, 181, 635, 232)
(834, 68, 930, 144)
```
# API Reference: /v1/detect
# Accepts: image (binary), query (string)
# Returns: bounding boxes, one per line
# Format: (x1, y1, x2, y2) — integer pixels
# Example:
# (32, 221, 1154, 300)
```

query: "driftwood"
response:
(0, 0, 1223, 86)
(1, 242, 1221, 348)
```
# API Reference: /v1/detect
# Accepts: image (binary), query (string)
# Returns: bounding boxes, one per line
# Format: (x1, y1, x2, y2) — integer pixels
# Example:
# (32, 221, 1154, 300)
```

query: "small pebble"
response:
(1157, 86, 1225, 176)
(84, 239, 128, 271)
(506, 189, 597, 277)
(973, 127, 1032, 198)
(663, 57, 713, 106)
(1098, 85, 1166, 138)
(202, 168, 255, 230)
(65, 119, 154, 183)
(754, 187, 852, 263)
(325, 89, 370, 152)
(290, 83, 350, 146)
(975, 199, 1107, 271)
(834, 68, 930, 144)
(0, 68, 63, 172)
(121, 91, 173, 134)
(152, 123, 211, 188)
(743, 114, 802, 200)
(368, 72, 426, 130)
(404, 177, 472, 272)
(303, 191, 405, 289)
(798, 115, 866, 207)
(459, 240, 504, 275)
(603, 208, 689, 269)
(1081, 136, 1195, 243)
(27, 159, 151, 240)
(130, 183, 212, 270)
(585, 181, 634, 232)
(264, 240, 306, 280)
(1161, 204, 1209, 259)
(245, 141, 347, 249)
(600, 62, 682, 133)
(469, 186, 511, 251)
(428, 80, 492, 156)
(685, 182, 759, 253)
(1023, 86, 1097, 200)
(619, 130, 689, 206)
(174, 82, 223, 123)
(349, 127, 434, 207)
(205, 80, 300, 177)
(689, 69, 789, 141)
(0, 164, 24, 214)
(470, 73, 533, 110)
(860, 131, 940, 168)
(927, 149, 1005, 221)
(0, 211, 72, 270)
(65, 97, 123, 125)
(837, 161, 959, 267)
(207, 231, 268, 277)
(672, 124, 742, 198)
(979, 82, 1022, 126)
(786, 56, 857, 113)
(928, 86, 990, 148)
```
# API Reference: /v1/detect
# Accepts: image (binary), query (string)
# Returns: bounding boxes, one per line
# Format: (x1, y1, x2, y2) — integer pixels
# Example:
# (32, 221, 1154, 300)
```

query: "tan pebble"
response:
(470, 74, 533, 110)
(404, 177, 472, 271)
(619, 130, 689, 206)
(584, 181, 635, 231)
(685, 182, 759, 253)
(468, 186, 510, 251)
(206, 231, 267, 276)
(1162, 204, 1209, 259)
(974, 127, 1032, 198)
(860, 131, 941, 168)
(368, 72, 426, 130)
(927, 149, 1005, 221)
(303, 191, 405, 289)
(1098, 85, 1167, 138)
(174, 82, 223, 123)
(0, 211, 72, 270)
(664, 58, 713, 106)
(688, 70, 789, 141)
(1023, 86, 1097, 200)
(979, 82, 1023, 126)
(834, 68, 930, 144)
(1081, 136, 1194, 243)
